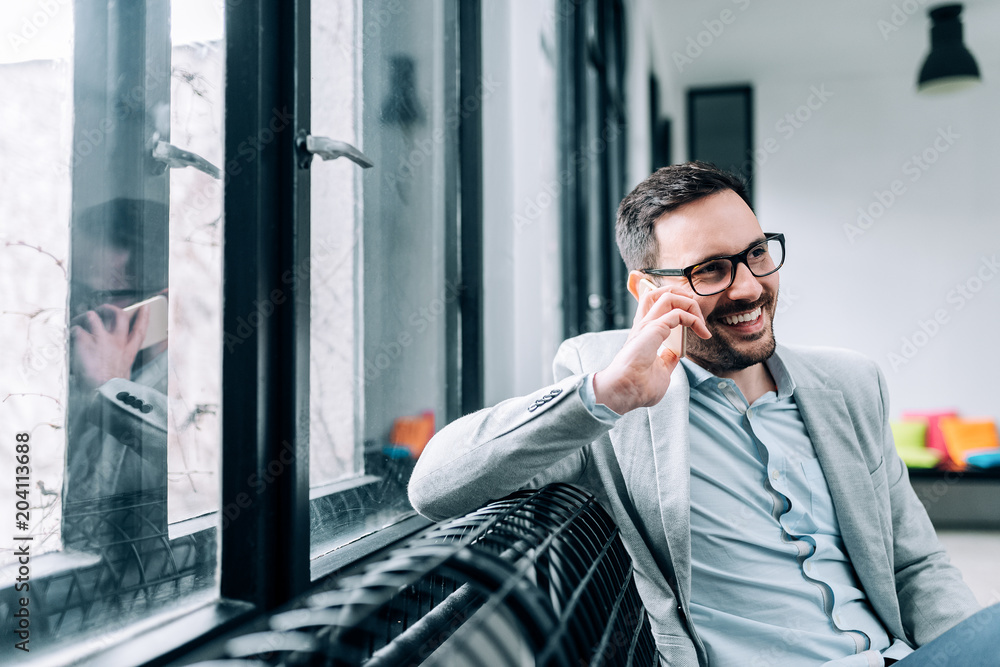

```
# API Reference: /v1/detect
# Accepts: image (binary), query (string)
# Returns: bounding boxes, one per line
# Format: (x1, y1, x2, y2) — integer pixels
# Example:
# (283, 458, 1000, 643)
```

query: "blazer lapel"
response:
(646, 364, 694, 605)
(794, 387, 900, 627)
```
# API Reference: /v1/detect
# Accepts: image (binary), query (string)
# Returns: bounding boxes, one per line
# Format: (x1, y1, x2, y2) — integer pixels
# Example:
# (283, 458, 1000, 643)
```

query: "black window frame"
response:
(87, 0, 483, 663)
(558, 0, 630, 338)
(686, 84, 755, 207)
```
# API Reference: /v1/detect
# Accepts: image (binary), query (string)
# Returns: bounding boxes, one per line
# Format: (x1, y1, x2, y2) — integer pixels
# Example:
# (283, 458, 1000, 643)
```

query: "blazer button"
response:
(549, 389, 562, 396)
(140, 404, 153, 414)
(528, 404, 538, 412)
(116, 391, 129, 401)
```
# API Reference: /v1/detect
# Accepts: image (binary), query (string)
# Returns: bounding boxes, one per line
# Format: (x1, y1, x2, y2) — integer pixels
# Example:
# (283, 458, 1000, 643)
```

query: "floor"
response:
(936, 530, 1000, 608)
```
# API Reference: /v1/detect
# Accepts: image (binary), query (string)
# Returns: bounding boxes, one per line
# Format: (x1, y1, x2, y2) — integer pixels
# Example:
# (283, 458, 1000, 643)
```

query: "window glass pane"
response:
(167, 0, 224, 524)
(310, 0, 457, 557)
(0, 0, 221, 659)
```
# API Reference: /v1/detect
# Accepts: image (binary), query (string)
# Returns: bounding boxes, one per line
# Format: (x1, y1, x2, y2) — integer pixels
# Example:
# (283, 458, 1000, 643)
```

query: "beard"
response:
(685, 289, 778, 375)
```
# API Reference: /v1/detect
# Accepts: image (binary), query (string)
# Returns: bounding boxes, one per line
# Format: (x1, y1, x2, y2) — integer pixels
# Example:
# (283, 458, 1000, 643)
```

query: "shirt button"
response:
(771, 470, 780, 481)
(804, 561, 812, 572)
(747, 408, 753, 418)
(834, 613, 842, 625)
(717, 381, 726, 390)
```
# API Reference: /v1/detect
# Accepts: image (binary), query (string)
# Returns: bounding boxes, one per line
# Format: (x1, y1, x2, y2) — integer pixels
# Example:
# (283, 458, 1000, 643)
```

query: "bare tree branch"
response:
(5, 241, 67, 278)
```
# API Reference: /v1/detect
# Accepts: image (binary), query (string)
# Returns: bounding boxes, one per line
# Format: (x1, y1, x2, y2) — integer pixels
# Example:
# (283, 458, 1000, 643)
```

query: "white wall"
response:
(650, 0, 1000, 421)
(481, 0, 674, 403)
(482, 0, 563, 404)
(755, 73, 1000, 420)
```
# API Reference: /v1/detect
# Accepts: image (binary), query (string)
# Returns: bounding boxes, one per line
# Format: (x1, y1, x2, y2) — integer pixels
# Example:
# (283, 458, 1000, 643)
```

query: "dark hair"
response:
(615, 162, 751, 272)
(71, 197, 169, 293)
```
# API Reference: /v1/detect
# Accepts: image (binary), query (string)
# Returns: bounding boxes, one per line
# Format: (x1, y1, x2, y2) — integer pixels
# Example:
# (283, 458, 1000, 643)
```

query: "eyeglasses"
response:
(641, 232, 785, 296)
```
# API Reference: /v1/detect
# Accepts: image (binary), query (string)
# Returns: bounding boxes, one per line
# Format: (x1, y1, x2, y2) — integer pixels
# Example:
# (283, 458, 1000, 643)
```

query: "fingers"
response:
(72, 310, 105, 335)
(127, 304, 151, 352)
(93, 304, 132, 334)
(69, 324, 95, 346)
(635, 286, 711, 339)
(648, 309, 710, 339)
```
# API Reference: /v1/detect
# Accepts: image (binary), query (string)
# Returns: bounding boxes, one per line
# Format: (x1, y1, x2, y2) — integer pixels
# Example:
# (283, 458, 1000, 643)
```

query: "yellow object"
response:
(890, 420, 940, 469)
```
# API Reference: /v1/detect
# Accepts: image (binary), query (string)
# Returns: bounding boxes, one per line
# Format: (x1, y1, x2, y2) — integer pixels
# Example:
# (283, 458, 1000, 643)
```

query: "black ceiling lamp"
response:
(918, 4, 981, 94)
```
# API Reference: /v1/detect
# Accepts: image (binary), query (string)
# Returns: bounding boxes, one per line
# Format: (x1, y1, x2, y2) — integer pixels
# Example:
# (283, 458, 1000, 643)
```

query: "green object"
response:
(891, 420, 941, 469)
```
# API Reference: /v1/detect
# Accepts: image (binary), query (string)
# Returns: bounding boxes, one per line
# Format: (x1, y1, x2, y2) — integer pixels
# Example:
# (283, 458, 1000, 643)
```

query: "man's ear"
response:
(626, 271, 646, 302)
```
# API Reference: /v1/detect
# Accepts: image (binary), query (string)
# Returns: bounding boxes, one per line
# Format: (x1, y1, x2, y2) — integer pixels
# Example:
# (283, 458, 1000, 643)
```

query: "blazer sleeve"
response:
(876, 365, 981, 645)
(408, 338, 614, 521)
(65, 378, 168, 502)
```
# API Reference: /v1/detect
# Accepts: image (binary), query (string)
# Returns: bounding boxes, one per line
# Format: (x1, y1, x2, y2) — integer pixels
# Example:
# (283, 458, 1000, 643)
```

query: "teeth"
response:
(722, 307, 761, 326)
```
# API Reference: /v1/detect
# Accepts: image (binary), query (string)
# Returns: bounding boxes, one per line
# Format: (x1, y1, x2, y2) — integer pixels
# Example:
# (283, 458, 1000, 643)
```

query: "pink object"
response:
(902, 411, 959, 468)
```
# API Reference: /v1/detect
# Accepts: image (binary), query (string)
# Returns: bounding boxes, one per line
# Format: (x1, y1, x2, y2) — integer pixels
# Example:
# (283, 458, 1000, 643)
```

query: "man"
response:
(409, 163, 994, 665)
(65, 198, 169, 544)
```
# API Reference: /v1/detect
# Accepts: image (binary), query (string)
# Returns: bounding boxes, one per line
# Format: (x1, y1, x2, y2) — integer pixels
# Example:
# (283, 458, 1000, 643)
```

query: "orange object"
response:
(938, 418, 1000, 468)
(389, 411, 436, 458)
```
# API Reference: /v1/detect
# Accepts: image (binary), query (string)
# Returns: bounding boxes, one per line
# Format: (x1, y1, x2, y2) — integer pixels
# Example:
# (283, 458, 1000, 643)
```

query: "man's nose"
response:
(726, 262, 763, 301)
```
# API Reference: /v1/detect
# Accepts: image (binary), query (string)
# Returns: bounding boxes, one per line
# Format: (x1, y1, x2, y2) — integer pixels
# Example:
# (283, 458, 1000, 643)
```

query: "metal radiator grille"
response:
(186, 483, 657, 666)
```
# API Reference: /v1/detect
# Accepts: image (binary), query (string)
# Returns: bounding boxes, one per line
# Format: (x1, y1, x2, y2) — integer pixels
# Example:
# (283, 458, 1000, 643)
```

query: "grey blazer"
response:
(409, 331, 979, 665)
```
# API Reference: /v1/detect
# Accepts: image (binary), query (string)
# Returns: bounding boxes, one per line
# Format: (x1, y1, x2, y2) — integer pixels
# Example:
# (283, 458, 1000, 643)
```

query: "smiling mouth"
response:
(720, 306, 762, 326)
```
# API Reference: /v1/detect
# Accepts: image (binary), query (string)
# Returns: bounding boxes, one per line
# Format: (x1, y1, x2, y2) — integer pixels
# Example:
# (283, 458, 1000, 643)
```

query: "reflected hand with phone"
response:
(592, 281, 712, 415)
(70, 302, 152, 391)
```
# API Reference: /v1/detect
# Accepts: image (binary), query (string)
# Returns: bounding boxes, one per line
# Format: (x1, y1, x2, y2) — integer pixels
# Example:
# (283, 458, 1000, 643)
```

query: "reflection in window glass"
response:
(0, 1, 220, 660)
(309, 0, 458, 557)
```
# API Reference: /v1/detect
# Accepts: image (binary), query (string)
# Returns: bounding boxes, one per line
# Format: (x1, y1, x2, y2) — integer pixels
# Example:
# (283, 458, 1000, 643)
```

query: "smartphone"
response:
(123, 294, 168, 349)
(638, 278, 687, 359)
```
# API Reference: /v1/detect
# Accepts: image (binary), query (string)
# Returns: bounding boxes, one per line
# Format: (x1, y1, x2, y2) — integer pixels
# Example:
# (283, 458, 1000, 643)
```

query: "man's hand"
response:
(592, 286, 711, 415)
(70, 304, 150, 391)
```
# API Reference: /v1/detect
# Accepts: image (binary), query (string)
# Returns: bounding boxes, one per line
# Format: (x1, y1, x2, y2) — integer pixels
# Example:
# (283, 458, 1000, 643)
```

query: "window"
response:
(1, 0, 222, 661)
(306, 0, 483, 567)
(559, 0, 629, 337)
(0, 0, 482, 660)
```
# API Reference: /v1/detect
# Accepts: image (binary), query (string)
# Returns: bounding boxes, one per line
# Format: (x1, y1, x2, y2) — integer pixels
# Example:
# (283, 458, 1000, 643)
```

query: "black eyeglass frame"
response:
(641, 232, 785, 296)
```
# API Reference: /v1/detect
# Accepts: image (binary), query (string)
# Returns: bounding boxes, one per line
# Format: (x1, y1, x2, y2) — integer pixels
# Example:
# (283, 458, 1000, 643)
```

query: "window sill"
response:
(311, 513, 432, 581)
(77, 596, 255, 667)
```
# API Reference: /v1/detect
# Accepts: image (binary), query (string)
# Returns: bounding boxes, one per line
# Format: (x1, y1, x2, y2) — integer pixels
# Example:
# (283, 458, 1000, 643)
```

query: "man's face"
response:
(71, 239, 138, 317)
(644, 189, 779, 375)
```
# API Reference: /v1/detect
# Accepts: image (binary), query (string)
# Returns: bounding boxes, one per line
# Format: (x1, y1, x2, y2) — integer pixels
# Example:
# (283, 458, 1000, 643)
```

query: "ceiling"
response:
(648, 0, 1000, 86)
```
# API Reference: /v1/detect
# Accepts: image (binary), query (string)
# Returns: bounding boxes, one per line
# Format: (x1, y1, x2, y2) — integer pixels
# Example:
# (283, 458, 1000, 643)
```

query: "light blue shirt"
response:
(580, 352, 914, 666)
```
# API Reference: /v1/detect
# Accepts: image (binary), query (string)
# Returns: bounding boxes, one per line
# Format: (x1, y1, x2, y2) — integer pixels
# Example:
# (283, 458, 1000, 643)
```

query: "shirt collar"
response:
(680, 347, 796, 400)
